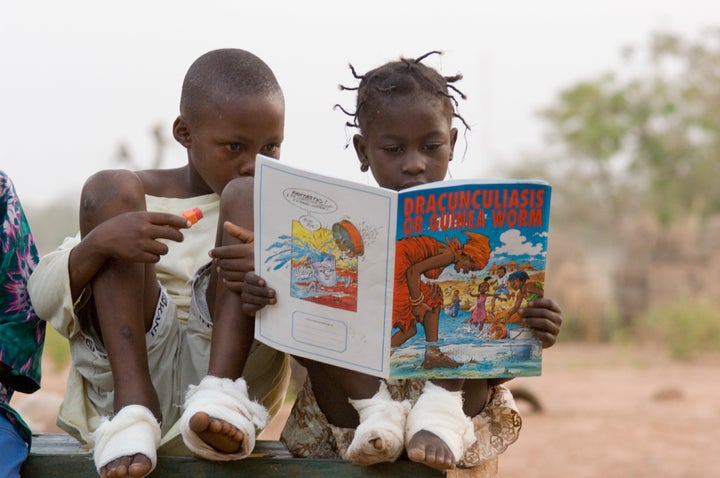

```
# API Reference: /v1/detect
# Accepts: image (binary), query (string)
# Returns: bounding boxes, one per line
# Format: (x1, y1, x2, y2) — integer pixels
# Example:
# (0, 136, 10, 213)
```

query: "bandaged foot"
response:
(344, 381, 410, 466)
(92, 404, 161, 478)
(405, 381, 475, 471)
(180, 376, 268, 461)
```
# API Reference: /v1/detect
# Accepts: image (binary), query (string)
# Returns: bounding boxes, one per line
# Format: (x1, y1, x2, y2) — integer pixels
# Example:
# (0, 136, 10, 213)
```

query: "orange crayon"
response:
(182, 207, 203, 225)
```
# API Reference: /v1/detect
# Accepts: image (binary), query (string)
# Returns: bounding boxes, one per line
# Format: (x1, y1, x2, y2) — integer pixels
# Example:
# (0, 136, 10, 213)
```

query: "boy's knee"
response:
(81, 169, 145, 214)
(219, 176, 254, 219)
(221, 177, 254, 203)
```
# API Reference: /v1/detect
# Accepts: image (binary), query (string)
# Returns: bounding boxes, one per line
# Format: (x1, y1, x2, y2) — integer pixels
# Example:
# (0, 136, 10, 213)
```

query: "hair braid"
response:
(337, 51, 469, 134)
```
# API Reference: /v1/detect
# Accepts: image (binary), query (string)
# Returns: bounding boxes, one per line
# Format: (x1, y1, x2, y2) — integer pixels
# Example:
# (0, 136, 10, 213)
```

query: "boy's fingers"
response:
(223, 221, 254, 243)
(146, 212, 192, 229)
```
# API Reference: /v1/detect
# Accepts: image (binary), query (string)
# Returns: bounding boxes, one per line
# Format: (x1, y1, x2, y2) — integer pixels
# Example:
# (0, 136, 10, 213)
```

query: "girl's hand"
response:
(520, 297, 562, 348)
(239, 271, 277, 316)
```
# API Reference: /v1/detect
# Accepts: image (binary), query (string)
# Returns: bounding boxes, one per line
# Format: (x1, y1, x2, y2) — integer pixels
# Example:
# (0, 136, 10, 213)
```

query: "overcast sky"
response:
(3, 0, 719, 208)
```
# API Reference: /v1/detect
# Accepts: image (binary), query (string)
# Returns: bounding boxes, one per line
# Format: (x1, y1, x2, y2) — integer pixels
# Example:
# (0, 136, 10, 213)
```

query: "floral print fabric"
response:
(281, 376, 521, 471)
(0, 171, 45, 443)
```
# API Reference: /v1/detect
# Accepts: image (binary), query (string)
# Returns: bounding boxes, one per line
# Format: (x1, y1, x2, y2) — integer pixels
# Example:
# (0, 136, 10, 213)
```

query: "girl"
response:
(466, 279, 493, 328)
(275, 52, 563, 473)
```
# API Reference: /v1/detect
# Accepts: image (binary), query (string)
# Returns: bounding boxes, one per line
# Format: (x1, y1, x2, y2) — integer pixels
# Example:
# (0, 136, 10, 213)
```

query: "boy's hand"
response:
(210, 221, 255, 292)
(210, 221, 276, 315)
(520, 297, 562, 348)
(91, 211, 189, 263)
(240, 271, 277, 316)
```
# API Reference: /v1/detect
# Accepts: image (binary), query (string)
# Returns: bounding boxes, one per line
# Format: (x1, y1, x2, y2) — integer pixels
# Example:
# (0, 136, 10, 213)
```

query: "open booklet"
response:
(253, 155, 551, 380)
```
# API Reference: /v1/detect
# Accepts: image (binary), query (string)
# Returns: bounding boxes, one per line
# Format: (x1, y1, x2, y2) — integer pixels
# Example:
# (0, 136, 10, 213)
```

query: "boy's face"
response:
(176, 93, 285, 195)
(353, 95, 457, 191)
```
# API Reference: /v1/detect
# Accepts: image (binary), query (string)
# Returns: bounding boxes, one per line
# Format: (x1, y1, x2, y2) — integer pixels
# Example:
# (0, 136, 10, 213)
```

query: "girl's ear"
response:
(173, 116, 191, 147)
(352, 134, 370, 172)
(449, 127, 459, 161)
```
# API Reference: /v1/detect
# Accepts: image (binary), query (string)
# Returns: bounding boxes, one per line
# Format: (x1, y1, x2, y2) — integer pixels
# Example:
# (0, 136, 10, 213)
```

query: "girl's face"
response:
(353, 95, 457, 191)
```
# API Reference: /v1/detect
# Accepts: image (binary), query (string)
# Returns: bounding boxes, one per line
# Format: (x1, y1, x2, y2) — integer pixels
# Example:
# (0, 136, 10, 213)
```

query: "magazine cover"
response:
(254, 155, 551, 379)
(388, 179, 550, 379)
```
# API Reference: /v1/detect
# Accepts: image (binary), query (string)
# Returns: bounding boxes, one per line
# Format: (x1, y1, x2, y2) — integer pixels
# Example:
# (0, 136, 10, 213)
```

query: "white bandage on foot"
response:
(180, 375, 268, 461)
(405, 381, 475, 463)
(92, 404, 161, 476)
(345, 381, 410, 465)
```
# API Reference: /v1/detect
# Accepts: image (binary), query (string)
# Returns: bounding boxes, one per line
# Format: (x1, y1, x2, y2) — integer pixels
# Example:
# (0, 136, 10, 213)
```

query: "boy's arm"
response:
(28, 235, 83, 338)
(28, 211, 189, 337)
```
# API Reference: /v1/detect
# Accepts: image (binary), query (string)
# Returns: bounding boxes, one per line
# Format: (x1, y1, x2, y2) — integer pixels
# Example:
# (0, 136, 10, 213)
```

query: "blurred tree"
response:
(509, 28, 720, 335)
(519, 28, 720, 229)
(112, 122, 168, 170)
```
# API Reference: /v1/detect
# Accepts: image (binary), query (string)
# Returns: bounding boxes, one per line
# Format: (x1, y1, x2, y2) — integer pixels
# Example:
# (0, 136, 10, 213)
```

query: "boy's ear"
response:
(352, 134, 370, 172)
(173, 116, 191, 147)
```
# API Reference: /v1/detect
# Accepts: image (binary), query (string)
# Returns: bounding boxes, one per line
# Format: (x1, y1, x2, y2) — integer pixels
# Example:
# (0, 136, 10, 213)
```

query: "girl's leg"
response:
(300, 358, 408, 465)
(405, 379, 479, 472)
(299, 358, 381, 428)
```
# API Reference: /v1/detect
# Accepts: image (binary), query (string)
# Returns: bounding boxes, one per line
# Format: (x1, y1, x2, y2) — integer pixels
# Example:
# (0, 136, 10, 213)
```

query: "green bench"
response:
(23, 433, 468, 477)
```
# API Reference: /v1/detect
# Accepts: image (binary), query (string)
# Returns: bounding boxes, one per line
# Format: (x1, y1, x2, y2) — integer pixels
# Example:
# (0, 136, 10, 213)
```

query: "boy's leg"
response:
(181, 177, 269, 460)
(79, 171, 162, 477)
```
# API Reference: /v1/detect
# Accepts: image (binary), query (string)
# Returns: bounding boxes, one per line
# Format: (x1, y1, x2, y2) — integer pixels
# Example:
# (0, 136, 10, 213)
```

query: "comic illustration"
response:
(254, 156, 551, 379)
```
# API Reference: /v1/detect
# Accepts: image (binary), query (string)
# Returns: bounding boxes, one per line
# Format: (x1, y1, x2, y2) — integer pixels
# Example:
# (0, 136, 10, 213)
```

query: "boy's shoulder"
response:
(136, 167, 196, 198)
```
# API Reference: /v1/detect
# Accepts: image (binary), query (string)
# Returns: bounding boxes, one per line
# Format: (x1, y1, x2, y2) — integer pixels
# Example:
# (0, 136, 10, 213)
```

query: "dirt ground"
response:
(13, 342, 720, 477)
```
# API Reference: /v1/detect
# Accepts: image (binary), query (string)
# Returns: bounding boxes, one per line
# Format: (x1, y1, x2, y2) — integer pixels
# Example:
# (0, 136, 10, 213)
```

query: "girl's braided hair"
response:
(336, 51, 470, 133)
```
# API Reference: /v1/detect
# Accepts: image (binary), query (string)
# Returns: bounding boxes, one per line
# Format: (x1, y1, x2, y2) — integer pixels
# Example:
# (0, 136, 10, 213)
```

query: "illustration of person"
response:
(392, 232, 491, 369)
(448, 289, 461, 318)
(493, 265, 509, 296)
(465, 278, 492, 328)
(491, 270, 544, 325)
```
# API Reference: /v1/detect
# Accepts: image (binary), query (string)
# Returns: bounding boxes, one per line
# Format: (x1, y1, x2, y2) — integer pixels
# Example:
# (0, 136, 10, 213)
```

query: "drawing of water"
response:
(264, 234, 354, 302)
(390, 308, 542, 379)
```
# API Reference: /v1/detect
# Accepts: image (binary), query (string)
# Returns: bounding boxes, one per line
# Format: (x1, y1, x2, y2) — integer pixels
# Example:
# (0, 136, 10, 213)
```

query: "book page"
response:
(254, 156, 397, 378)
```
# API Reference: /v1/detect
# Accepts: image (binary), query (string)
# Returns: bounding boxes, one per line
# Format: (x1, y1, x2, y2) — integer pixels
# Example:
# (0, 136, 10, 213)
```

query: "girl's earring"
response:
(360, 163, 369, 172)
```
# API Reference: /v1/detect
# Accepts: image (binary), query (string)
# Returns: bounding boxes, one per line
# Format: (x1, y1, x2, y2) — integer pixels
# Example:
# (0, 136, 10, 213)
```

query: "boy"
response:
(28, 49, 289, 477)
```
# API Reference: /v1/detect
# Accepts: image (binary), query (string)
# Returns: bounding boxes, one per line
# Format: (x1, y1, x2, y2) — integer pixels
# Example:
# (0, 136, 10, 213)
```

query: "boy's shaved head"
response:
(180, 48, 283, 120)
